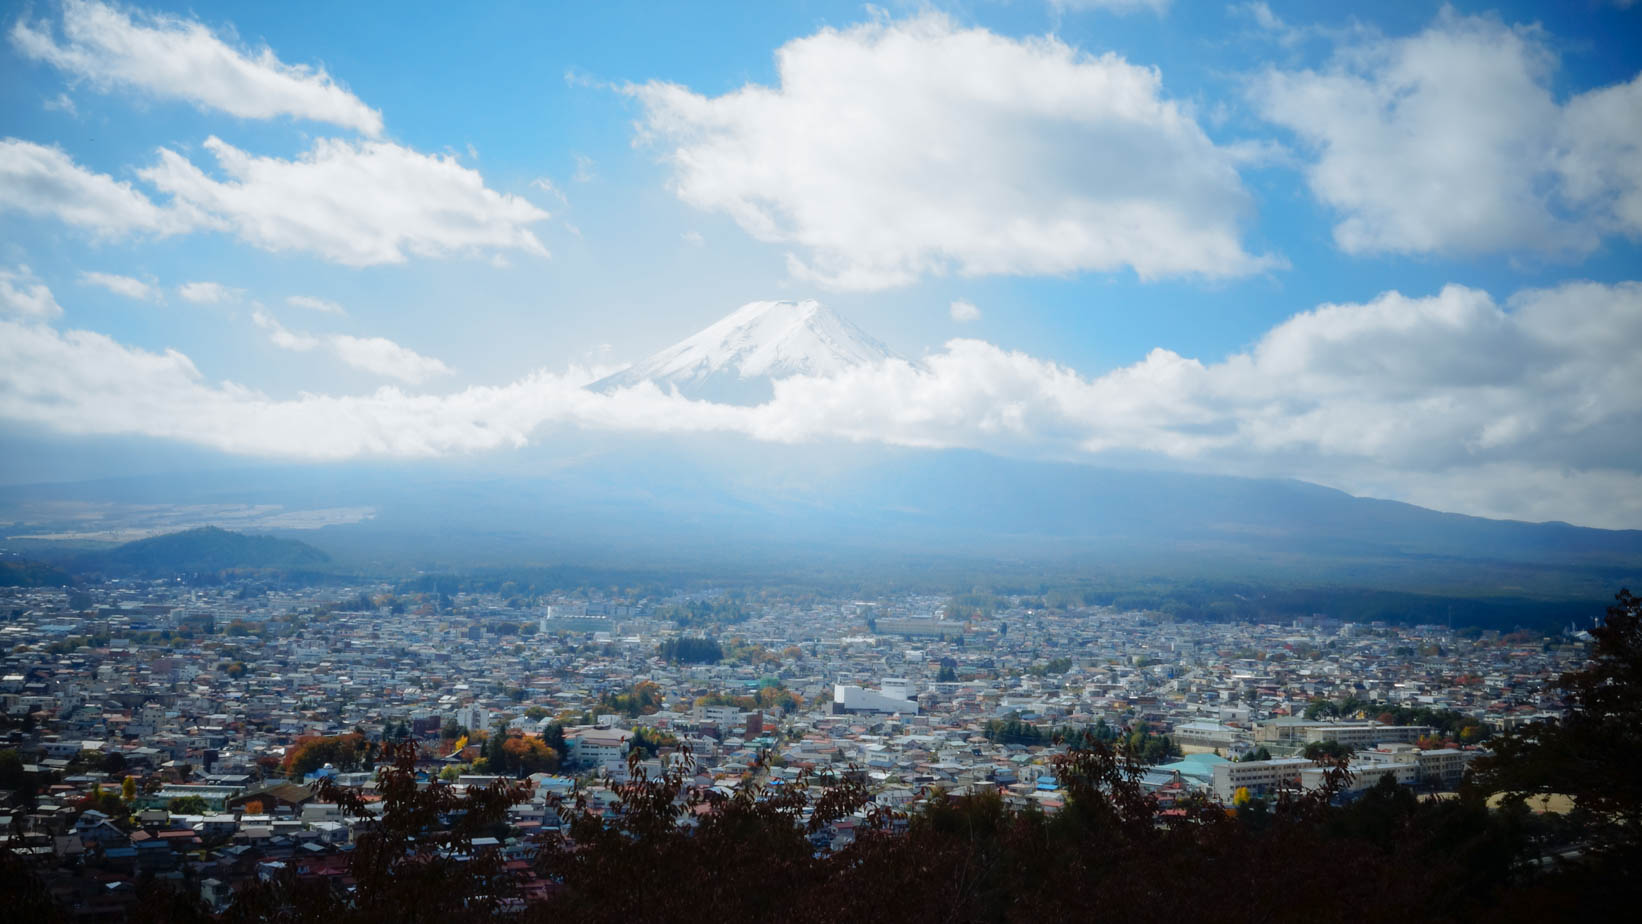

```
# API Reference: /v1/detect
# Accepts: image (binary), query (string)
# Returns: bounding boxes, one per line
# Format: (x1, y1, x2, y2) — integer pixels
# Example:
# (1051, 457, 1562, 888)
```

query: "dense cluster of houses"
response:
(0, 580, 1580, 917)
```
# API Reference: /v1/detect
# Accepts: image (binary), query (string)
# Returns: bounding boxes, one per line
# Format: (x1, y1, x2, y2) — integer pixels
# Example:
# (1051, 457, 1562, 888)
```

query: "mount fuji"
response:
(590, 299, 896, 404)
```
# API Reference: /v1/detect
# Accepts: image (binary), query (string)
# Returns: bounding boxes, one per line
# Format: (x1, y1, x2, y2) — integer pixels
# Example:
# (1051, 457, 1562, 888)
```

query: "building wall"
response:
(1212, 759, 1311, 800)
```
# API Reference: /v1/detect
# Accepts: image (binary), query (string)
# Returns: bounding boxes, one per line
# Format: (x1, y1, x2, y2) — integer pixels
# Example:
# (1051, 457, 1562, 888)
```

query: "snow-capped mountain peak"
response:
(591, 300, 895, 403)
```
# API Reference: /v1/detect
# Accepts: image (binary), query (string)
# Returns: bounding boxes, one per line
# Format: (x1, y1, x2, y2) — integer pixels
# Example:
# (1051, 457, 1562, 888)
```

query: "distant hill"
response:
(71, 526, 330, 577)
(6, 438, 1639, 628)
(0, 559, 75, 587)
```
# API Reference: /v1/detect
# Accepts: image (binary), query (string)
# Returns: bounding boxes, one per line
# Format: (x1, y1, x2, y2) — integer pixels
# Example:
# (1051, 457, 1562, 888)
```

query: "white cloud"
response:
(12, 0, 382, 135)
(287, 294, 345, 314)
(0, 137, 199, 235)
(629, 14, 1275, 290)
(0, 266, 63, 317)
(5, 282, 1639, 526)
(250, 308, 319, 351)
(43, 92, 76, 114)
(1, 135, 545, 266)
(80, 270, 159, 301)
(681, 230, 705, 247)
(2, 314, 582, 458)
(328, 334, 453, 384)
(139, 136, 551, 266)
(177, 281, 238, 304)
(1557, 74, 1642, 240)
(733, 282, 1642, 525)
(949, 299, 981, 323)
(1251, 10, 1642, 256)
(252, 309, 451, 383)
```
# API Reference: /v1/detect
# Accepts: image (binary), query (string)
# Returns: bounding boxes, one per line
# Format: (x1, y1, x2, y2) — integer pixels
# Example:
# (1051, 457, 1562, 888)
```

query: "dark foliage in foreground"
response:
(9, 592, 1642, 922)
(1469, 588, 1642, 863)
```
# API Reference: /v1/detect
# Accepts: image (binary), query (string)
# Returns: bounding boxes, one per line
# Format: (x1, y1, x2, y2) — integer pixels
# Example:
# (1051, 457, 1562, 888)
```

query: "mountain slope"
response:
(590, 299, 894, 403)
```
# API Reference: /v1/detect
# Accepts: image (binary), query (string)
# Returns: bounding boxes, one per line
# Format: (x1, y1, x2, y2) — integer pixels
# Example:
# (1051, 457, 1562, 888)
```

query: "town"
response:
(0, 578, 1582, 918)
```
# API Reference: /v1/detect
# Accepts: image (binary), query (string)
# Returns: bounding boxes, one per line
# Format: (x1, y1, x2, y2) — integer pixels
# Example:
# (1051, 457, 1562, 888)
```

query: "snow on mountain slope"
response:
(590, 300, 896, 404)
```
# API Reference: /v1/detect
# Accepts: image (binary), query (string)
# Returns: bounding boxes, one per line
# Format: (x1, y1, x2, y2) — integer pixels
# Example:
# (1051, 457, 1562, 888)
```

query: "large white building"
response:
(452, 703, 490, 733)
(1254, 719, 1434, 748)
(833, 680, 919, 716)
(1299, 760, 1419, 796)
(1413, 748, 1477, 787)
(565, 728, 634, 769)
(1173, 721, 1242, 750)
(1212, 758, 1312, 800)
(1302, 723, 1432, 748)
(1295, 747, 1483, 798)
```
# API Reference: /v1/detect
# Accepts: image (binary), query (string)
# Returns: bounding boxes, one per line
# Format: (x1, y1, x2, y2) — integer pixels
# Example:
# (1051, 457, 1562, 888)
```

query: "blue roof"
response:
(1154, 758, 1222, 783)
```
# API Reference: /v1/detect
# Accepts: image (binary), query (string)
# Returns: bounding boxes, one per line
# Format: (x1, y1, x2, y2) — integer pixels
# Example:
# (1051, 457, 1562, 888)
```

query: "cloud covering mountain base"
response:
(2, 280, 1638, 529)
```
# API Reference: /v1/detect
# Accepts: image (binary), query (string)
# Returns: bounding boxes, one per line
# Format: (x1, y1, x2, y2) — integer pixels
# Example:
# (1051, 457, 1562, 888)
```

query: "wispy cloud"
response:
(529, 177, 568, 204)
(177, 281, 239, 304)
(81, 270, 160, 302)
(287, 295, 345, 315)
(572, 153, 597, 183)
(250, 308, 319, 351)
(252, 309, 451, 383)
(328, 333, 453, 384)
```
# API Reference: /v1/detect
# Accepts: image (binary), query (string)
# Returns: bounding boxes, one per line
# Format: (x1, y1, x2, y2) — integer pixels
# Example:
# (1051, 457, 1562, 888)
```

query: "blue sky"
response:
(2, 1, 1640, 527)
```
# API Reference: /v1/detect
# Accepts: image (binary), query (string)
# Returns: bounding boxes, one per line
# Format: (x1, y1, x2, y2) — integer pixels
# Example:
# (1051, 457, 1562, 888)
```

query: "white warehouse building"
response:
(833, 680, 919, 716)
